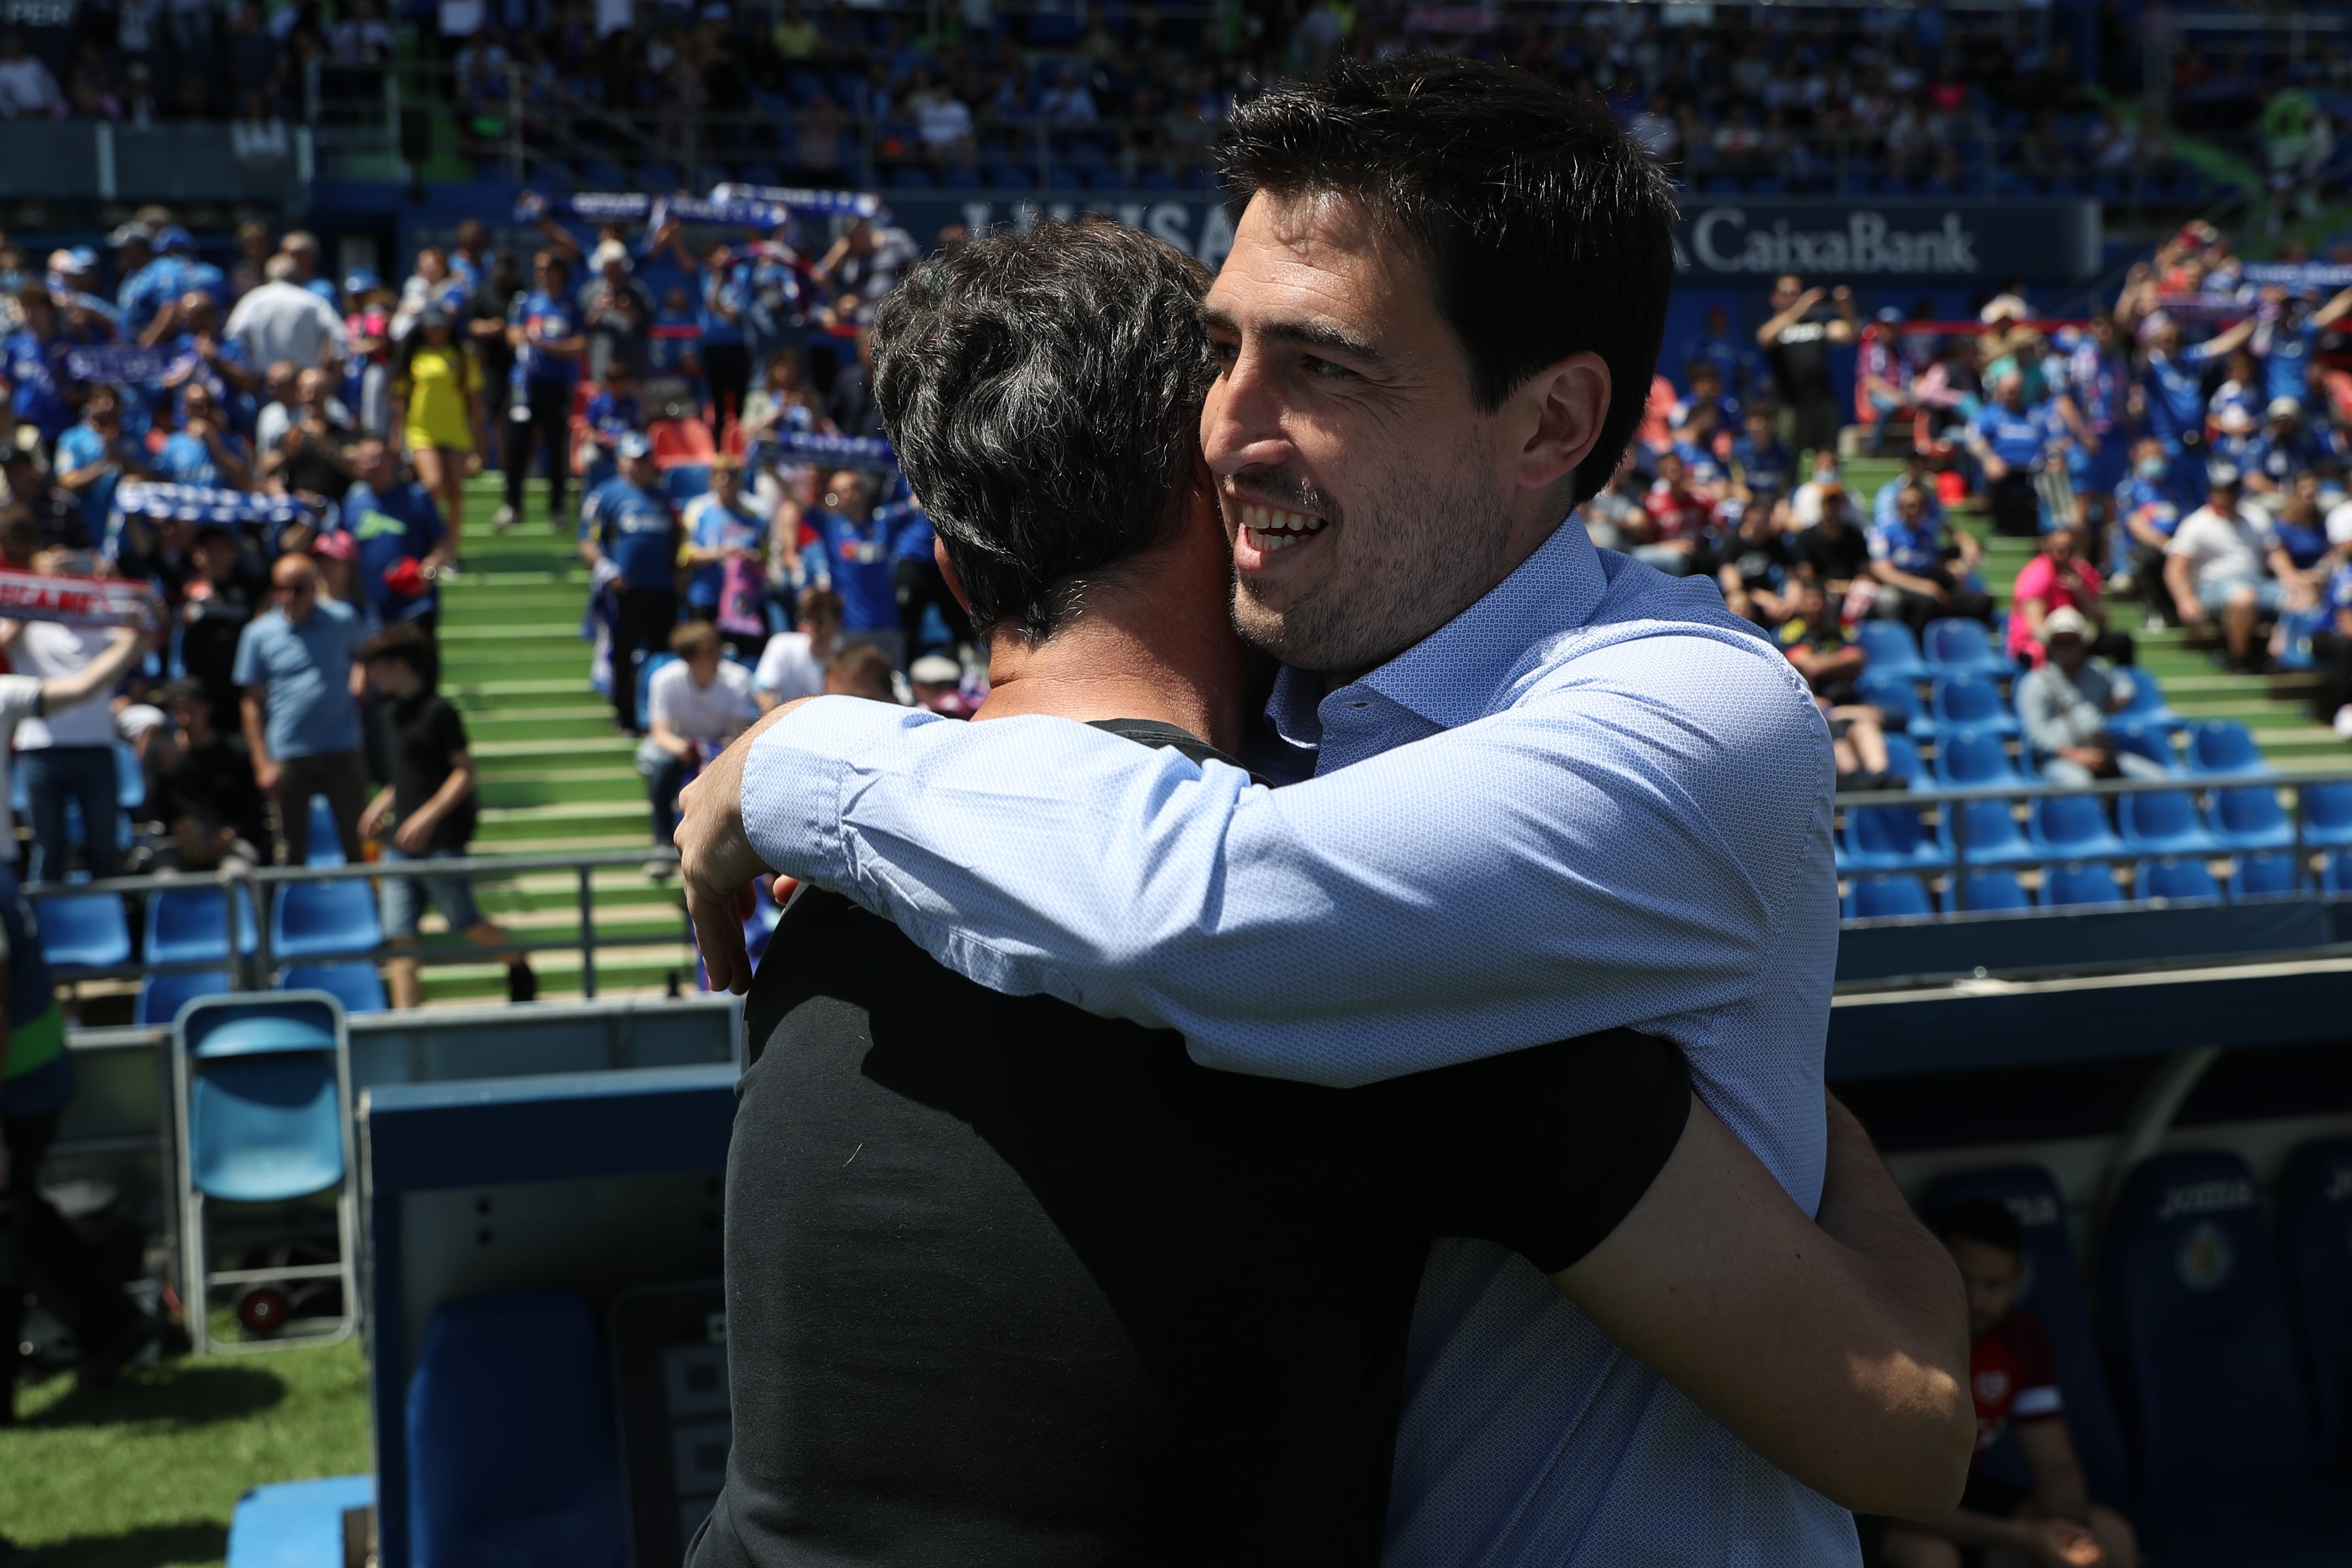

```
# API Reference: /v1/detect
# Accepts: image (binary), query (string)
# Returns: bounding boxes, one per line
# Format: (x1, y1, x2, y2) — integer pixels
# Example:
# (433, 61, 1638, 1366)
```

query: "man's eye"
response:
(1303, 356, 1354, 382)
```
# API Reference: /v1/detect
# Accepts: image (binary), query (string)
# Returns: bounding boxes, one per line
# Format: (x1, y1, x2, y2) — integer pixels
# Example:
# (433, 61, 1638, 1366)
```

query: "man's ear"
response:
(1509, 351, 1613, 496)
(933, 536, 974, 615)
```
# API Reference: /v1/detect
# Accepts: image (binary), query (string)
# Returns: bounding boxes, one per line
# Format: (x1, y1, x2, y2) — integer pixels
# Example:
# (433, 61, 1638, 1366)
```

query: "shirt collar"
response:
(1267, 517, 1609, 744)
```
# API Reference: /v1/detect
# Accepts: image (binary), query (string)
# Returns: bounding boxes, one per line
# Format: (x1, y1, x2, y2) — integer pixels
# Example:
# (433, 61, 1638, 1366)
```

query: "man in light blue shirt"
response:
(684, 59, 1897, 1565)
(232, 552, 368, 867)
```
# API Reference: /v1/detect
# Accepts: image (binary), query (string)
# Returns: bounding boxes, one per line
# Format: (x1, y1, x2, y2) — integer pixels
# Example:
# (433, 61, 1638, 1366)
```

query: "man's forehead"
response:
(1204, 190, 1435, 347)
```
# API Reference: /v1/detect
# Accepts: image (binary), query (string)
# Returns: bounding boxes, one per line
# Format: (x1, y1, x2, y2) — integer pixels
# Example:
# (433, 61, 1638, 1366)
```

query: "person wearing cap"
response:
(2241, 395, 2331, 501)
(580, 236, 654, 384)
(2165, 465, 2295, 674)
(503, 248, 585, 530)
(225, 252, 349, 377)
(340, 434, 451, 633)
(907, 652, 971, 717)
(391, 303, 480, 567)
(2015, 607, 2166, 788)
(582, 430, 682, 734)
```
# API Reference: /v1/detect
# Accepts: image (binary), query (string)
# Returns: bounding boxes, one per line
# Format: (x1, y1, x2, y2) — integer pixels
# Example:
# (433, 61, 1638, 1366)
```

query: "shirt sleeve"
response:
(742, 634, 1827, 1087)
(230, 621, 264, 688)
(0, 673, 42, 728)
(432, 700, 470, 757)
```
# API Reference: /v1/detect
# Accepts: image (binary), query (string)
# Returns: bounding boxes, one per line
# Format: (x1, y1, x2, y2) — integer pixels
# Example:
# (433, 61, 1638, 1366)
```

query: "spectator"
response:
(340, 435, 450, 633)
(0, 34, 65, 118)
(55, 385, 152, 545)
(1717, 505, 1796, 628)
(1855, 308, 1910, 456)
(225, 252, 349, 378)
(157, 381, 251, 488)
(1791, 484, 1871, 599)
(1, 556, 143, 883)
(908, 653, 972, 717)
(1755, 274, 1856, 459)
(2010, 522, 2132, 669)
(1579, 458, 1647, 553)
(390, 306, 479, 567)
(1773, 579, 1899, 790)
(252, 359, 302, 453)
(754, 584, 841, 710)
(816, 216, 919, 328)
(176, 522, 266, 716)
(259, 371, 358, 509)
(342, 270, 395, 435)
(825, 328, 884, 440)
(357, 622, 535, 1008)
(579, 238, 653, 383)
(233, 551, 368, 866)
(643, 618, 758, 869)
(500, 249, 584, 531)
(141, 677, 271, 872)
(822, 640, 900, 703)
(281, 231, 336, 308)
(680, 456, 769, 659)
(2310, 546, 2352, 735)
(578, 361, 644, 486)
(466, 249, 522, 471)
(1879, 1200, 2139, 1568)
(2113, 437, 2184, 627)
(227, 218, 273, 302)
(799, 467, 904, 669)
(1868, 481, 1992, 634)
(2165, 467, 2294, 674)
(581, 431, 680, 734)
(2016, 607, 2168, 787)
(1729, 406, 1796, 519)
(1966, 371, 2064, 538)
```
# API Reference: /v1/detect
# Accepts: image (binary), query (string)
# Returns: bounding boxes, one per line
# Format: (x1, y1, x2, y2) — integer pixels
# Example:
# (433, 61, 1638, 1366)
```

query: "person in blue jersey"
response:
(153, 290, 261, 432)
(339, 435, 451, 634)
(2050, 315, 2128, 536)
(155, 382, 252, 488)
(1679, 302, 1758, 400)
(2114, 437, 2185, 625)
(579, 363, 645, 489)
(107, 222, 156, 334)
(688, 240, 753, 431)
(2252, 281, 2352, 408)
(2131, 312, 2256, 509)
(885, 493, 970, 660)
(1872, 447, 1947, 532)
(650, 285, 705, 402)
(680, 456, 771, 658)
(1870, 479, 1992, 634)
(1966, 371, 2065, 537)
(2241, 396, 2331, 502)
(500, 248, 586, 532)
(1, 289, 73, 450)
(54, 386, 154, 546)
(798, 466, 905, 669)
(1728, 404, 1795, 519)
(582, 432, 682, 734)
(2307, 547, 2352, 732)
(741, 225, 814, 382)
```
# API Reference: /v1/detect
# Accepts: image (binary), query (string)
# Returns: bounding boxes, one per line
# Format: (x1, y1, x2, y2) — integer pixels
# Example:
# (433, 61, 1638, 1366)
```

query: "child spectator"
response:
(643, 618, 758, 868)
(754, 585, 841, 710)
(357, 622, 535, 1007)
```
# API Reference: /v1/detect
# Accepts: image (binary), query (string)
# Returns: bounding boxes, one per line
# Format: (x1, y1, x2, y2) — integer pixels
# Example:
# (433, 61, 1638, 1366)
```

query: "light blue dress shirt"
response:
(742, 519, 1854, 1565)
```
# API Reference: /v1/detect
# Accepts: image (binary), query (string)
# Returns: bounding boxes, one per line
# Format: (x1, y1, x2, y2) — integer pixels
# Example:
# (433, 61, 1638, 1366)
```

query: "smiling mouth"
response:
(1236, 502, 1330, 553)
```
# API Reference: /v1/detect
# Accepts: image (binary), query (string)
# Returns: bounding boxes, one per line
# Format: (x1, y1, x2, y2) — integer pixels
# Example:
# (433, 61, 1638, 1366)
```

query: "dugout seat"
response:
(305, 796, 345, 867)
(2108, 672, 2187, 741)
(1839, 805, 1946, 874)
(2040, 862, 2127, 909)
(2208, 787, 2297, 853)
(2280, 1138, 2352, 1472)
(2298, 780, 2352, 848)
(1931, 673, 2018, 738)
(1880, 734, 1928, 790)
(2135, 856, 2220, 904)
(35, 890, 132, 968)
(1844, 874, 1934, 919)
(2230, 852, 2304, 899)
(138, 968, 233, 1026)
(407, 1290, 628, 1568)
(2028, 794, 2126, 859)
(279, 962, 388, 1016)
(1934, 729, 2027, 792)
(2185, 721, 2272, 779)
(1854, 669, 1926, 735)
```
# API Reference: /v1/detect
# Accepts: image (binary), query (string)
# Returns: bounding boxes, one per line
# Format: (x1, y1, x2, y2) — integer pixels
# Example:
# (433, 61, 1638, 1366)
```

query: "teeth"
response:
(1239, 502, 1327, 553)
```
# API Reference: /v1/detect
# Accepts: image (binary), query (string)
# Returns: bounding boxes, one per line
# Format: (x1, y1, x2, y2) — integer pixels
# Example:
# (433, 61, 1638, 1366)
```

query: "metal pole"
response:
(1953, 796, 1971, 912)
(578, 864, 598, 1000)
(222, 867, 246, 990)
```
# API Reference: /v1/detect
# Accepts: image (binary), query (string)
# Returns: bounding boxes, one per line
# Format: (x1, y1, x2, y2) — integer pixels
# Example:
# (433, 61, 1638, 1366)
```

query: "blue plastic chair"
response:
(279, 962, 388, 1015)
(2112, 728, 2181, 775)
(115, 738, 144, 810)
(1855, 620, 1928, 681)
(2230, 852, 2302, 899)
(2108, 672, 2186, 739)
(271, 879, 384, 962)
(1854, 671, 1926, 735)
(1847, 874, 1935, 919)
(137, 968, 232, 1026)
(1880, 734, 1928, 790)
(1944, 868, 2031, 912)
(2324, 851, 2352, 895)
(2298, 781, 2352, 848)
(2208, 787, 2296, 852)
(2118, 790, 2218, 855)
(2040, 862, 2127, 909)
(1840, 806, 1946, 873)
(174, 993, 355, 1354)
(1923, 617, 2012, 681)
(306, 796, 345, 867)
(2136, 856, 2221, 904)
(1931, 673, 2018, 737)
(2028, 794, 2126, 859)
(1934, 729, 2026, 792)
(146, 884, 259, 961)
(2185, 720, 2271, 778)
(662, 464, 712, 505)
(35, 892, 132, 968)
(1939, 798, 2039, 865)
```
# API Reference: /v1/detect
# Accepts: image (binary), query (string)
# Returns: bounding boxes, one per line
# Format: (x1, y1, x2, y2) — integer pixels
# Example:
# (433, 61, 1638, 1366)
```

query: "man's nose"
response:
(1201, 345, 1291, 478)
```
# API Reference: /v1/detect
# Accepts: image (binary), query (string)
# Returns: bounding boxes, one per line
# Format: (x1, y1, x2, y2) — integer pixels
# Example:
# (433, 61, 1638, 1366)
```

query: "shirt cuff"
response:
(740, 695, 934, 886)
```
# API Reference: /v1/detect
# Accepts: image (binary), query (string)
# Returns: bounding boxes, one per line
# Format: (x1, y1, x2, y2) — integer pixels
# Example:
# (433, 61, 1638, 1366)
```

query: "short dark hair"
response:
(1940, 1199, 2025, 1258)
(358, 620, 438, 690)
(1218, 56, 1679, 503)
(669, 619, 721, 659)
(825, 642, 899, 700)
(870, 217, 1212, 643)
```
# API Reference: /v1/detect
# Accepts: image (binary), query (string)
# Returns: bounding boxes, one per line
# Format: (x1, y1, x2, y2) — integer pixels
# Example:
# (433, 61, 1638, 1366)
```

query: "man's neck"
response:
(974, 584, 1255, 757)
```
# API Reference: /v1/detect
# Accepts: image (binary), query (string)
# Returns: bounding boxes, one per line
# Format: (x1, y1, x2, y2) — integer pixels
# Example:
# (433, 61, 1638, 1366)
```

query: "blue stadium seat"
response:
(271, 880, 384, 962)
(1931, 673, 2018, 737)
(1939, 798, 2038, 865)
(116, 738, 144, 809)
(35, 891, 132, 968)
(2208, 787, 2296, 852)
(306, 796, 345, 867)
(280, 962, 388, 1016)
(2230, 851, 2302, 899)
(2280, 1138, 2352, 1471)
(663, 465, 712, 505)
(889, 164, 938, 190)
(2111, 728, 2181, 775)
(1934, 729, 2026, 792)
(1923, 1168, 2130, 1502)
(407, 1291, 629, 1568)
(1135, 167, 1176, 191)
(2185, 720, 2271, 778)
(1853, 670, 1926, 734)
(2109, 672, 2186, 739)
(1840, 805, 1946, 873)
(2328, 851, 2352, 895)
(1880, 734, 1927, 790)
(2136, 856, 2220, 904)
(148, 884, 259, 962)
(941, 164, 982, 189)
(635, 162, 680, 190)
(1922, 617, 2012, 682)
(636, 653, 678, 738)
(1847, 873, 1934, 919)
(138, 968, 233, 1026)
(1944, 868, 2030, 912)
(1855, 620, 1927, 681)
(2297, 781, 2352, 848)
(2118, 789, 2218, 854)
(2040, 862, 2126, 909)
(2028, 794, 2125, 859)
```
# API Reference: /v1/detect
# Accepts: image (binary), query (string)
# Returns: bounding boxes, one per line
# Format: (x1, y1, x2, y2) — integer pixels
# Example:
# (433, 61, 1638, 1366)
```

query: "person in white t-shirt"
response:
(753, 585, 842, 711)
(226, 254, 350, 377)
(646, 619, 759, 872)
(2165, 465, 2301, 673)
(0, 625, 149, 878)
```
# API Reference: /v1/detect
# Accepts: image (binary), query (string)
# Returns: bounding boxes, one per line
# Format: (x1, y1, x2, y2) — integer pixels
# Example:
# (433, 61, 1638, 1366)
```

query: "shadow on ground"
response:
(21, 1363, 286, 1431)
(10, 1521, 228, 1568)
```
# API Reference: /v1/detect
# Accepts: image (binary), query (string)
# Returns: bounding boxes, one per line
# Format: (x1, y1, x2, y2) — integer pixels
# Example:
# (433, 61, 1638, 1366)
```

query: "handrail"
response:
(1832, 765, 2352, 813)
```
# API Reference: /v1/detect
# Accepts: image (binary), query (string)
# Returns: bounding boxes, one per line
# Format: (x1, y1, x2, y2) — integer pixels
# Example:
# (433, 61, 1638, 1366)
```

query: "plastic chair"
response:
(662, 464, 712, 505)
(35, 891, 132, 968)
(1944, 869, 2031, 912)
(173, 993, 356, 1354)
(2324, 851, 2352, 895)
(137, 968, 232, 1026)
(1922, 617, 2012, 681)
(146, 883, 259, 961)
(2136, 856, 2221, 904)
(1933, 729, 2026, 792)
(2184, 720, 2272, 778)
(2028, 794, 2126, 859)
(1931, 673, 2018, 737)
(407, 1291, 629, 1568)
(1938, 798, 2039, 865)
(2040, 862, 2126, 909)
(1841, 806, 1946, 873)
(1853, 670, 1926, 734)
(2231, 851, 2302, 899)
(306, 796, 345, 867)
(2297, 781, 2352, 848)
(2118, 790, 2218, 855)
(1847, 874, 1935, 920)
(279, 962, 388, 1016)
(648, 419, 717, 470)
(270, 879, 384, 962)
(2207, 787, 2296, 852)
(1854, 620, 1927, 681)
(2108, 672, 2186, 739)
(1880, 734, 1927, 790)
(2111, 728, 2181, 775)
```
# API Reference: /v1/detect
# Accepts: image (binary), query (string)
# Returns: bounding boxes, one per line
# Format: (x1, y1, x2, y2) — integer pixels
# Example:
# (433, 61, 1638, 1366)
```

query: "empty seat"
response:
(408, 1291, 629, 1568)
(2119, 790, 2218, 855)
(2280, 1138, 2352, 1471)
(1943, 868, 2030, 913)
(306, 796, 345, 867)
(1933, 729, 2026, 792)
(2231, 851, 2302, 899)
(280, 962, 388, 1016)
(1847, 874, 1934, 919)
(2028, 794, 2126, 859)
(1931, 673, 2018, 737)
(2108, 672, 2186, 738)
(1922, 617, 2012, 681)
(2185, 720, 2271, 778)
(147, 884, 259, 962)
(138, 968, 233, 1026)
(2298, 781, 2352, 848)
(1923, 1168, 2130, 1502)
(1855, 620, 1927, 681)
(1880, 734, 1927, 790)
(2040, 863, 2126, 909)
(1939, 798, 2038, 865)
(2208, 787, 2296, 852)
(1853, 670, 1925, 734)
(2328, 851, 2352, 895)
(649, 418, 717, 470)
(271, 880, 384, 962)
(1840, 806, 1946, 873)
(2111, 728, 2181, 775)
(35, 891, 132, 968)
(2136, 856, 2220, 903)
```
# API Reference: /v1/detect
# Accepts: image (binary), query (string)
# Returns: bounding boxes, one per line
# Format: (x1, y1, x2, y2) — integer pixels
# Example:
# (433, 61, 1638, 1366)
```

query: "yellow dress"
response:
(399, 345, 477, 454)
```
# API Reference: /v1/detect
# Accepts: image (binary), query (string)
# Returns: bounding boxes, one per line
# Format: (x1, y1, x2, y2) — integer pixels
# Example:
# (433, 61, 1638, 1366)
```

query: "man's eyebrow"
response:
(1199, 306, 1389, 369)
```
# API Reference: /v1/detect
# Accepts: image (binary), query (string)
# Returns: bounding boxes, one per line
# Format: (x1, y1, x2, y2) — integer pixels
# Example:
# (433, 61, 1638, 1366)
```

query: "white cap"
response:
(2268, 395, 2304, 421)
(591, 239, 632, 270)
(2042, 606, 2093, 641)
(908, 654, 962, 684)
(2327, 499, 2352, 549)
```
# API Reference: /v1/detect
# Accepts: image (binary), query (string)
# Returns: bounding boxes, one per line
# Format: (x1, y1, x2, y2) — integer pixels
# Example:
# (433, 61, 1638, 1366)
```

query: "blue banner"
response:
(63, 344, 186, 383)
(752, 431, 899, 471)
(115, 481, 319, 529)
(516, 186, 884, 228)
(2241, 263, 2352, 288)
